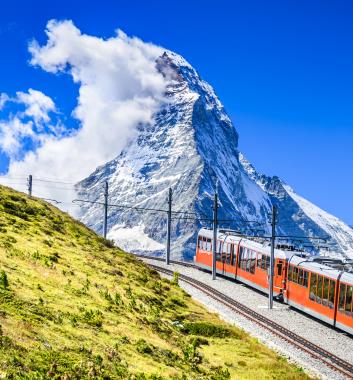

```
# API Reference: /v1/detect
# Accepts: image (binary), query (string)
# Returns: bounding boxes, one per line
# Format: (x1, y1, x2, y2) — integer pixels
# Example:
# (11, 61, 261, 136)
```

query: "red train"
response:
(194, 228, 353, 335)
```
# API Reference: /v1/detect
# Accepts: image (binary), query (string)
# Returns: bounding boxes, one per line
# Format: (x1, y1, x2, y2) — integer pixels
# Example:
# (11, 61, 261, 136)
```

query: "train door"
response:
(274, 260, 284, 291)
(216, 240, 223, 273)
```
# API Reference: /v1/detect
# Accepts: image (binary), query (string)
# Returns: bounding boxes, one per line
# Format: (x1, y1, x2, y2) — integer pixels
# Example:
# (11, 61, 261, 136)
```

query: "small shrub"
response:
(43, 239, 53, 247)
(0, 270, 9, 290)
(172, 272, 179, 285)
(94, 354, 103, 365)
(119, 336, 130, 344)
(114, 293, 122, 305)
(152, 281, 162, 293)
(52, 218, 65, 233)
(48, 252, 60, 263)
(70, 315, 78, 327)
(135, 339, 153, 355)
(81, 309, 103, 327)
(100, 289, 113, 303)
(182, 321, 233, 338)
(189, 337, 209, 347)
(137, 273, 149, 284)
(210, 367, 231, 379)
(168, 296, 185, 308)
(98, 237, 115, 248)
(32, 250, 41, 260)
(182, 343, 202, 365)
(83, 278, 90, 292)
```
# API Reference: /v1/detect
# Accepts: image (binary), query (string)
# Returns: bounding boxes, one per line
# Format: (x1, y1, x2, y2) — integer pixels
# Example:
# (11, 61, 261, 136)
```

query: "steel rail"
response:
(139, 257, 353, 379)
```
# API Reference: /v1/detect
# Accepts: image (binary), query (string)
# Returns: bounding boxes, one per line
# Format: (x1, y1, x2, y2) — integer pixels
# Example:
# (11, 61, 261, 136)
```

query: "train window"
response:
(230, 244, 235, 266)
(243, 248, 249, 271)
(202, 236, 207, 250)
(339, 283, 346, 312)
(317, 276, 323, 304)
(288, 266, 308, 287)
(329, 280, 335, 309)
(260, 255, 270, 271)
(249, 250, 256, 274)
(206, 238, 212, 252)
(260, 255, 264, 270)
(298, 269, 304, 285)
(238, 247, 242, 269)
(345, 286, 352, 316)
(238, 247, 243, 269)
(256, 254, 269, 271)
(277, 262, 283, 276)
(216, 240, 221, 261)
(309, 273, 317, 301)
(262, 254, 267, 270)
(257, 253, 262, 268)
(322, 277, 329, 306)
(226, 244, 232, 265)
(287, 265, 292, 281)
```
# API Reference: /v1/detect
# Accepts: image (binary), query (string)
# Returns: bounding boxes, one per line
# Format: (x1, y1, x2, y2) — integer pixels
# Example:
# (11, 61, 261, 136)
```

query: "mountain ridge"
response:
(77, 51, 353, 260)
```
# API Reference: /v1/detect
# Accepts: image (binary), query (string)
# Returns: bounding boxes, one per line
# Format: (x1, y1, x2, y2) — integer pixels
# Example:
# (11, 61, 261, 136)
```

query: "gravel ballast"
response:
(142, 258, 353, 380)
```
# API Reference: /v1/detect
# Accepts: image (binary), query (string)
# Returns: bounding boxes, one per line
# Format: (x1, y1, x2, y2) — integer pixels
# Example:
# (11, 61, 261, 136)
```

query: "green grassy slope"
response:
(0, 185, 311, 379)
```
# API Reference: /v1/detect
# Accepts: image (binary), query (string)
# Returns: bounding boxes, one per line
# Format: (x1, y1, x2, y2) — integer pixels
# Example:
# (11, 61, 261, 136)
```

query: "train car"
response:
(285, 256, 353, 334)
(285, 256, 339, 326)
(195, 228, 353, 335)
(336, 272, 353, 334)
(195, 228, 294, 298)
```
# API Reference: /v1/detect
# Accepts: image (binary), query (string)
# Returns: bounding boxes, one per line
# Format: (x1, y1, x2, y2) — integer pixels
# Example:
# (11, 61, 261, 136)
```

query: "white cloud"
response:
(0, 20, 169, 210)
(16, 88, 56, 125)
(0, 117, 34, 156)
(0, 88, 57, 157)
(0, 93, 9, 110)
(18, 19, 166, 182)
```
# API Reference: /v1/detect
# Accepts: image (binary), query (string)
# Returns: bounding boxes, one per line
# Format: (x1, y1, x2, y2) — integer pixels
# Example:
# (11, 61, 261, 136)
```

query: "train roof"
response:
(289, 255, 353, 284)
(198, 228, 296, 260)
(289, 255, 341, 281)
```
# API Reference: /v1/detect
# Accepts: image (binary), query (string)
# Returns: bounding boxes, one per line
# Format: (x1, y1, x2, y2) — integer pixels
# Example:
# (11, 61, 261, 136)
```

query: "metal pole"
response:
(269, 205, 277, 309)
(166, 188, 172, 265)
(103, 181, 108, 238)
(28, 175, 32, 197)
(212, 193, 218, 280)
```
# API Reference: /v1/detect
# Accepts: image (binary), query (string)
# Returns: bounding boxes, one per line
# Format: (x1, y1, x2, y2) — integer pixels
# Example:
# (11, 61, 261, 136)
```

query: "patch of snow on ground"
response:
(107, 224, 165, 252)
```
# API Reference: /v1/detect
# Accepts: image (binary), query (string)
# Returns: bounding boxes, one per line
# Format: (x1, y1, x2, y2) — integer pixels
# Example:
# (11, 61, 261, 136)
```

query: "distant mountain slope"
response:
(0, 185, 311, 378)
(77, 51, 353, 260)
(239, 153, 353, 259)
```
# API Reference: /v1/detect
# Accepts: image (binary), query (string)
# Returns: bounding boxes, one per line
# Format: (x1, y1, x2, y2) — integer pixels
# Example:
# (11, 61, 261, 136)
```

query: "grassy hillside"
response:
(0, 185, 310, 379)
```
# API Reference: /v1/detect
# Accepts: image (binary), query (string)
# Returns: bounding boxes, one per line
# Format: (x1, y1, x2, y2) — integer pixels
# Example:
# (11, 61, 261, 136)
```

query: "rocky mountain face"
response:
(76, 51, 353, 260)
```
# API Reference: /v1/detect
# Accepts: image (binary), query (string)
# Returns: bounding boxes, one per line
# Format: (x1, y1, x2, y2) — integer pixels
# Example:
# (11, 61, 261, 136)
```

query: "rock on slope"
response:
(76, 51, 353, 260)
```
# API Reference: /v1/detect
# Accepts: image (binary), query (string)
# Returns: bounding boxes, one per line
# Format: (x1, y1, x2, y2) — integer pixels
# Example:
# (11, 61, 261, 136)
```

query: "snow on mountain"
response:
(76, 51, 353, 260)
(239, 153, 353, 259)
(284, 185, 353, 258)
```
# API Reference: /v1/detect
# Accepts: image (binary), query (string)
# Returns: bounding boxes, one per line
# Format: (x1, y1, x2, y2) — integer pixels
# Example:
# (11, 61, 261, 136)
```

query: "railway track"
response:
(138, 256, 353, 379)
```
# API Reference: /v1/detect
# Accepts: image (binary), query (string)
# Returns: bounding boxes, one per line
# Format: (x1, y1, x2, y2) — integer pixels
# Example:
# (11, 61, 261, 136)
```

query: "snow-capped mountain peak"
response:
(76, 51, 353, 260)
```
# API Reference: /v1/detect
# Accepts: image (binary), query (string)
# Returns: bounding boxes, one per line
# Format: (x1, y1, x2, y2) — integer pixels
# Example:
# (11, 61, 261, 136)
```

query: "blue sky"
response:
(0, 0, 353, 224)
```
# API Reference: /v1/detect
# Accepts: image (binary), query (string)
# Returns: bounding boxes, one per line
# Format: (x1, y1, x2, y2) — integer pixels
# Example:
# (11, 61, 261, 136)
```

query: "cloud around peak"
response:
(2, 19, 168, 186)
